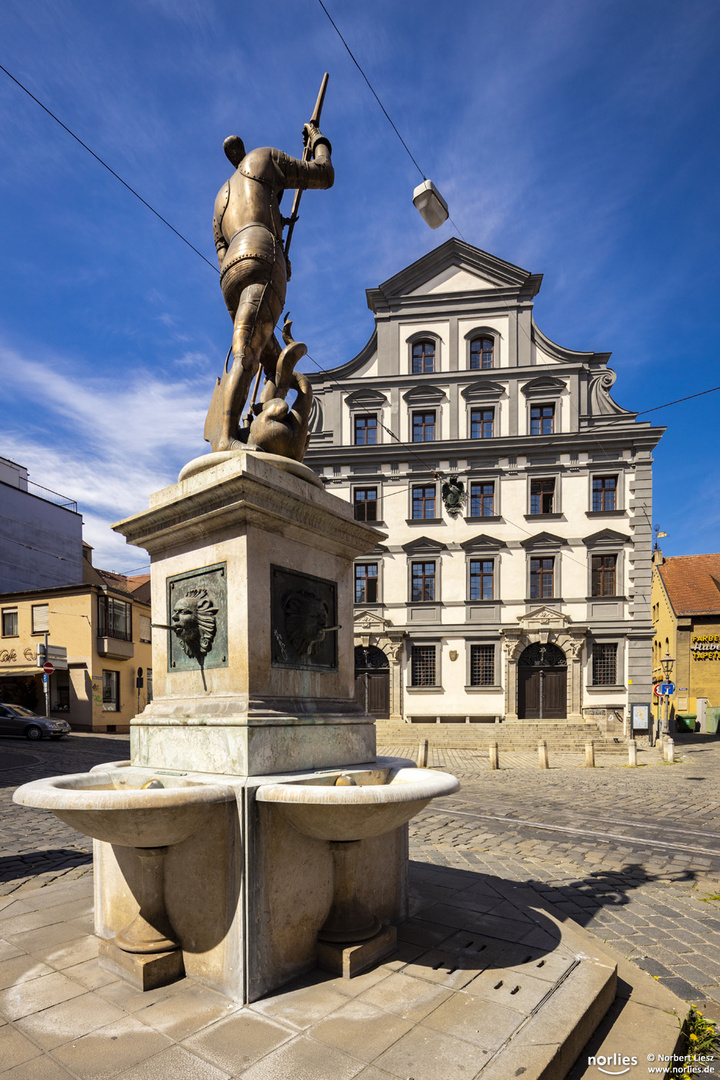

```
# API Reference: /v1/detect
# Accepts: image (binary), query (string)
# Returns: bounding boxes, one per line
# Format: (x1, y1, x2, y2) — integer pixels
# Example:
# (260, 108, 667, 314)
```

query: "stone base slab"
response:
(98, 937, 185, 991)
(131, 714, 376, 776)
(317, 925, 397, 978)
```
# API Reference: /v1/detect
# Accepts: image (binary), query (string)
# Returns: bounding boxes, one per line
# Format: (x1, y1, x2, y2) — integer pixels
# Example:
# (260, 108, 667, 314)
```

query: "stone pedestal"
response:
(113, 453, 383, 776)
(99, 453, 409, 1002)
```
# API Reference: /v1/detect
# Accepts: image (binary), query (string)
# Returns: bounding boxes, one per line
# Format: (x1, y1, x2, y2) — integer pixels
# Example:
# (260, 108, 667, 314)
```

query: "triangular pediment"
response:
(345, 388, 388, 409)
(461, 379, 506, 402)
(402, 535, 447, 554)
(520, 532, 568, 550)
(518, 607, 572, 628)
(460, 533, 507, 552)
(521, 376, 567, 398)
(583, 529, 631, 547)
(403, 384, 446, 405)
(354, 610, 389, 631)
(366, 239, 542, 310)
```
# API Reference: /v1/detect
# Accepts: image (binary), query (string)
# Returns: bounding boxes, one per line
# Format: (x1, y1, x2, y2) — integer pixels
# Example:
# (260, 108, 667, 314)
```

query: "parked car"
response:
(0, 704, 71, 740)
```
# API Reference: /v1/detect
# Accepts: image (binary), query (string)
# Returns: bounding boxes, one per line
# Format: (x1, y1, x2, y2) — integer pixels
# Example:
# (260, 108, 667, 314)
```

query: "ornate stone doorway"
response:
(353, 612, 405, 720)
(501, 607, 586, 722)
(517, 643, 567, 719)
(354, 645, 390, 717)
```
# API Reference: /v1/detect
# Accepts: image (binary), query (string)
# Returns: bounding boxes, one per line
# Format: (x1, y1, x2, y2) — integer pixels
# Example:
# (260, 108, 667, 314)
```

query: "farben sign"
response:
(691, 635, 720, 660)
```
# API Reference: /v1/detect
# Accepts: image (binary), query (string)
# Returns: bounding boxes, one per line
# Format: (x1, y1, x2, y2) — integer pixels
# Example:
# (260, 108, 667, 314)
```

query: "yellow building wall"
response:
(0, 589, 152, 733)
(651, 562, 720, 720)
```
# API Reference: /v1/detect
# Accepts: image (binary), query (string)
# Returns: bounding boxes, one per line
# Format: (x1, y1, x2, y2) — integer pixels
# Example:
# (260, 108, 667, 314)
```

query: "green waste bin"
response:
(675, 714, 696, 733)
(707, 707, 720, 734)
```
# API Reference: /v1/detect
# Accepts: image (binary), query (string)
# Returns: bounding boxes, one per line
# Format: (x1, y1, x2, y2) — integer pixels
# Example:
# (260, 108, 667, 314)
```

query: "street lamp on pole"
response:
(660, 649, 675, 737)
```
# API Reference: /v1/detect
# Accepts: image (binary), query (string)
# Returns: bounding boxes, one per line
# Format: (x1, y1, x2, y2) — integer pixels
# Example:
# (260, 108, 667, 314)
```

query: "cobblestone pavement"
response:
(381, 737, 720, 1012)
(3, 734, 720, 1015)
(0, 734, 129, 894)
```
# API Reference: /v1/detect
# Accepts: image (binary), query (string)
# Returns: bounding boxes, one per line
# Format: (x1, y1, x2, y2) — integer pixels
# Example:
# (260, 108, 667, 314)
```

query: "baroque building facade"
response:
(305, 240, 664, 729)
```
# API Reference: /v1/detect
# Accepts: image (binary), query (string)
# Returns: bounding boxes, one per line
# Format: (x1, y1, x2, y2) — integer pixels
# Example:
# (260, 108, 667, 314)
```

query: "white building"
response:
(306, 240, 664, 732)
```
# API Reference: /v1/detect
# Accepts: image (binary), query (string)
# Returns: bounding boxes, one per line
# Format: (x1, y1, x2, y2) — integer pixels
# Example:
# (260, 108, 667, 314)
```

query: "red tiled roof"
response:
(658, 554, 720, 615)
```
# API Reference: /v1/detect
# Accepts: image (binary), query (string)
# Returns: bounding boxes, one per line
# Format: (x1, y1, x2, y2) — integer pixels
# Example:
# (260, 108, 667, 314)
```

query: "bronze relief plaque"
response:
(271, 565, 338, 670)
(167, 563, 228, 671)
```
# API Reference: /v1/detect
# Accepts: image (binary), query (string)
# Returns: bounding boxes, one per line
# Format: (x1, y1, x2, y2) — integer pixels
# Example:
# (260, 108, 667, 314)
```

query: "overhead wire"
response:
(0, 62, 219, 274)
(0, 50, 712, 590)
(314, 0, 466, 240)
(2, 58, 715, 425)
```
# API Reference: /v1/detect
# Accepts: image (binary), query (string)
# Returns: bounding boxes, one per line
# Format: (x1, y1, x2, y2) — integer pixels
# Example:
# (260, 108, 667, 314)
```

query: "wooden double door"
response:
(517, 643, 567, 720)
(354, 645, 390, 718)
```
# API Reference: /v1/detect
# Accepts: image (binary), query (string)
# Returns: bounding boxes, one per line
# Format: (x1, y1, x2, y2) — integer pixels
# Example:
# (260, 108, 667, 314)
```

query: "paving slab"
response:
(2, 735, 719, 1078)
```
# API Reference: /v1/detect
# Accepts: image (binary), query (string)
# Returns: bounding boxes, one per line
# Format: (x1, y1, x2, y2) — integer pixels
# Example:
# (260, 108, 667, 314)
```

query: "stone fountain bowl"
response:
(255, 764, 459, 842)
(13, 770, 236, 849)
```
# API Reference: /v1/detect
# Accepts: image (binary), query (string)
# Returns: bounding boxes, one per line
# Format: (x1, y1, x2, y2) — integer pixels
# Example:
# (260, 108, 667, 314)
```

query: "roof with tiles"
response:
(657, 554, 720, 616)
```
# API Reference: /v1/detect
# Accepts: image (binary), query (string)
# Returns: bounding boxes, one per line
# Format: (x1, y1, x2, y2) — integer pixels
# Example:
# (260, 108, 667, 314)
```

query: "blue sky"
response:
(0, 0, 718, 572)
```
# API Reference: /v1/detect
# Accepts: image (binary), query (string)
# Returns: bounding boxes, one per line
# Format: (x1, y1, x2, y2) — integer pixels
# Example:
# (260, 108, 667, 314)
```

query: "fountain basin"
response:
(255, 764, 459, 841)
(13, 769, 236, 848)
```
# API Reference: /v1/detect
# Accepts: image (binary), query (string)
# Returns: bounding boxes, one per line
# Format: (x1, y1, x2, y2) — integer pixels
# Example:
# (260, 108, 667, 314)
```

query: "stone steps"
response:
(376, 719, 627, 753)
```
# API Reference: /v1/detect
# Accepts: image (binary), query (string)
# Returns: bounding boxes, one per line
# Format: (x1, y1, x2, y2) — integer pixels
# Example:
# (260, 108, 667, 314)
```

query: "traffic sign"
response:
(43, 662, 55, 675)
(653, 682, 674, 696)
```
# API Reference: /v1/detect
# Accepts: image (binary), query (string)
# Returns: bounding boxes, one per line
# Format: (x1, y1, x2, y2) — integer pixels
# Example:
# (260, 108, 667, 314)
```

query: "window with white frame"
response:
(411, 340, 435, 374)
(470, 407, 494, 439)
(355, 563, 379, 604)
(469, 559, 494, 601)
(530, 404, 555, 435)
(468, 481, 495, 518)
(469, 336, 494, 370)
(354, 414, 378, 445)
(591, 554, 617, 597)
(353, 487, 378, 522)
(530, 556, 555, 599)
(592, 475, 618, 512)
(411, 561, 436, 602)
(412, 410, 436, 442)
(529, 477, 555, 515)
(31, 604, 49, 634)
(411, 485, 436, 520)
(1, 608, 18, 637)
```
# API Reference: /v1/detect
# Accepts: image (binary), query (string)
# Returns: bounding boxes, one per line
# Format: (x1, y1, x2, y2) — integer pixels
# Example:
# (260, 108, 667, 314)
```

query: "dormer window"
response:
(470, 336, 494, 370)
(412, 340, 435, 374)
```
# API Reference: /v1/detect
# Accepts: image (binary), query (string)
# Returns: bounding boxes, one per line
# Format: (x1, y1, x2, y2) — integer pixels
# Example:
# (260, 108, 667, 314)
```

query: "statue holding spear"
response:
(204, 75, 333, 456)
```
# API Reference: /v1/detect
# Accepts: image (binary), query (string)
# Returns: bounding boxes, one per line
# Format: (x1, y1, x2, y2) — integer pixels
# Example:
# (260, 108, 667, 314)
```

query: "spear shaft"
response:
(283, 72, 329, 258)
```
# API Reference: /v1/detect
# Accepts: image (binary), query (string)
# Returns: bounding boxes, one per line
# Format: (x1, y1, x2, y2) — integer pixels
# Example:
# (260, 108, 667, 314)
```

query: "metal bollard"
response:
(585, 740, 595, 768)
(417, 739, 429, 768)
(666, 737, 675, 764)
(628, 739, 637, 767)
(489, 742, 499, 770)
(538, 739, 549, 769)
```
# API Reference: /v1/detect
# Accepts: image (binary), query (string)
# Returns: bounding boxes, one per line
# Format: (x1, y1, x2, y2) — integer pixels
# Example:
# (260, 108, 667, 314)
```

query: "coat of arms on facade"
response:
(442, 475, 466, 518)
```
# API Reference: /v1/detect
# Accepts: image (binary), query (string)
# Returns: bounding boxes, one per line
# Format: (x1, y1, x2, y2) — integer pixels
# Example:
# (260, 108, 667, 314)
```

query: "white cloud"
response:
(1, 342, 208, 571)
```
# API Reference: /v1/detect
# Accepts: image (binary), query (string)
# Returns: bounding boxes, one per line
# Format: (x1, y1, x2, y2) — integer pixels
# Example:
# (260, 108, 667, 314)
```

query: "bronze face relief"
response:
(171, 588, 218, 662)
(166, 564, 228, 672)
(203, 76, 332, 463)
(271, 566, 338, 670)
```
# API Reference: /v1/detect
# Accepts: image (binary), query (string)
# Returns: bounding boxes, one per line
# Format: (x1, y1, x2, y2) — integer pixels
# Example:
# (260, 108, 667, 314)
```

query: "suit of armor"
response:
(208, 129, 333, 451)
